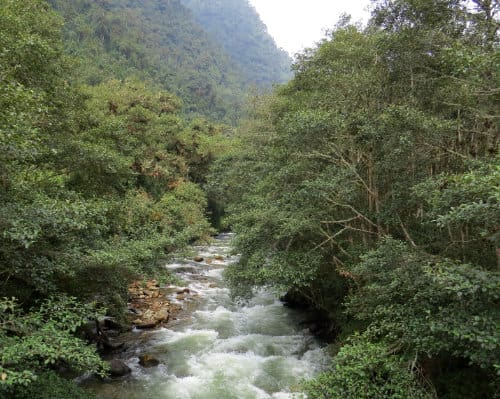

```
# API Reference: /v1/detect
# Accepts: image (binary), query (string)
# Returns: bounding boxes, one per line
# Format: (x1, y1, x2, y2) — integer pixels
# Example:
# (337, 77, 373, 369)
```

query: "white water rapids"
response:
(87, 234, 328, 398)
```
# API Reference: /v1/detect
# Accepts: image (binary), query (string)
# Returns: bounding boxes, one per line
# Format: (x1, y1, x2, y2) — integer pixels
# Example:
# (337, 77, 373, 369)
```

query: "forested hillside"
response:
(48, 0, 290, 123)
(0, 0, 227, 396)
(213, 0, 499, 398)
(181, 0, 292, 86)
(1, 0, 498, 397)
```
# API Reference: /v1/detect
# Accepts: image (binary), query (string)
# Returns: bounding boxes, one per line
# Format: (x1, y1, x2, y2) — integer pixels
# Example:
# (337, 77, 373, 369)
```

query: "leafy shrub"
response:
(0, 297, 106, 394)
(9, 372, 95, 399)
(304, 335, 433, 399)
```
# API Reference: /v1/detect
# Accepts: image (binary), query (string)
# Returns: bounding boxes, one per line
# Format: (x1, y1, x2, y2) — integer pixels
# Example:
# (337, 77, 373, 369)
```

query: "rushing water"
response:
(86, 234, 328, 399)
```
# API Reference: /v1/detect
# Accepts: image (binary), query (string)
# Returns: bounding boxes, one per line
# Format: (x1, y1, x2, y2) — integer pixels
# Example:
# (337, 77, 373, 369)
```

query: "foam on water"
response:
(87, 234, 327, 398)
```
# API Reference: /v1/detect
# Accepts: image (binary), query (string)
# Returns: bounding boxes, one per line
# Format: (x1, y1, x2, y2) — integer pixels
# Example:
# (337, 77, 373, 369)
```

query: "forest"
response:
(0, 0, 498, 398)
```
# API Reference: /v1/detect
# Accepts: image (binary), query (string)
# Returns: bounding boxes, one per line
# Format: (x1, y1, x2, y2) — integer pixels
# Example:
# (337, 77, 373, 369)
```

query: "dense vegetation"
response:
(214, 0, 499, 397)
(0, 0, 236, 396)
(181, 0, 292, 86)
(48, 0, 290, 123)
(1, 0, 498, 397)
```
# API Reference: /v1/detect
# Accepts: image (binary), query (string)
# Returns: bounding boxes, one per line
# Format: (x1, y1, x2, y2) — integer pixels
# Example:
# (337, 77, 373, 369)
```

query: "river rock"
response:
(139, 354, 160, 368)
(146, 280, 160, 290)
(214, 255, 224, 261)
(143, 289, 160, 298)
(176, 288, 190, 294)
(128, 307, 143, 316)
(134, 321, 157, 329)
(194, 256, 204, 262)
(154, 309, 169, 324)
(108, 359, 131, 377)
(103, 317, 122, 331)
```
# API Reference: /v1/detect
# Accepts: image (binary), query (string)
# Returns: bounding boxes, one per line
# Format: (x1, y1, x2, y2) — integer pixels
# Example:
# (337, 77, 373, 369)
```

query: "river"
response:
(86, 233, 328, 398)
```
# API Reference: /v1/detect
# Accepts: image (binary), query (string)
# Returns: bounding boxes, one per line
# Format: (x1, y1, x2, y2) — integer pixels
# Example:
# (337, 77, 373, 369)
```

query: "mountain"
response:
(48, 0, 291, 123)
(180, 0, 292, 87)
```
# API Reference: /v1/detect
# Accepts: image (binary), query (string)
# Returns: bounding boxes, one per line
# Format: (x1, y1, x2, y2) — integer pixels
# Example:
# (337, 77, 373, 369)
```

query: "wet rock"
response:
(143, 290, 160, 298)
(139, 354, 160, 368)
(146, 280, 160, 290)
(127, 278, 181, 331)
(134, 321, 157, 330)
(214, 255, 224, 261)
(128, 307, 143, 316)
(176, 288, 190, 295)
(154, 309, 169, 324)
(108, 359, 131, 377)
(194, 256, 204, 262)
(308, 323, 321, 334)
(143, 309, 156, 319)
(103, 318, 121, 331)
(209, 283, 218, 288)
(176, 294, 186, 301)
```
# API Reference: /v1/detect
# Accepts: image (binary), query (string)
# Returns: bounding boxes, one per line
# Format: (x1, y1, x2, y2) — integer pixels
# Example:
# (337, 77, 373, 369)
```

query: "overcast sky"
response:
(248, 0, 372, 55)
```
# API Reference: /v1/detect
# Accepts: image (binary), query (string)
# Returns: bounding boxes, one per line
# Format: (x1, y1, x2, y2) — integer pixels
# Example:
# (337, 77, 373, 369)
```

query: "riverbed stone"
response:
(146, 280, 160, 290)
(108, 359, 131, 377)
(134, 321, 157, 329)
(154, 309, 169, 323)
(139, 354, 160, 368)
(103, 318, 122, 331)
(194, 256, 204, 262)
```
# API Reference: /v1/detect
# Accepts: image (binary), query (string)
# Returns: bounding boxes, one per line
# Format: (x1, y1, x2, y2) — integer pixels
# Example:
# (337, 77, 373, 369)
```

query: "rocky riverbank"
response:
(92, 253, 229, 377)
(83, 233, 329, 398)
(127, 279, 180, 330)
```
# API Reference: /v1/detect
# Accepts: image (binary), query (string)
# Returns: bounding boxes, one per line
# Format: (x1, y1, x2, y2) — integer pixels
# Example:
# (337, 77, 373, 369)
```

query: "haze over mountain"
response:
(48, 0, 291, 123)
(181, 0, 291, 86)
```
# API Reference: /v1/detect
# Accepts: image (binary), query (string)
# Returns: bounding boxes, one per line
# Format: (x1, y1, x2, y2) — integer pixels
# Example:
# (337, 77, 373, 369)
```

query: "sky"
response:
(248, 0, 372, 55)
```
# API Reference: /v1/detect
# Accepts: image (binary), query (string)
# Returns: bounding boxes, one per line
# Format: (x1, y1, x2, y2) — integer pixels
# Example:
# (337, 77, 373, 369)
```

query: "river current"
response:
(87, 233, 328, 398)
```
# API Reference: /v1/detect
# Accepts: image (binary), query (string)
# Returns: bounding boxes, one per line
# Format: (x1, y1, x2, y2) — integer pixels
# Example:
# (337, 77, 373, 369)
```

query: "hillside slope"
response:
(48, 0, 290, 123)
(181, 0, 292, 86)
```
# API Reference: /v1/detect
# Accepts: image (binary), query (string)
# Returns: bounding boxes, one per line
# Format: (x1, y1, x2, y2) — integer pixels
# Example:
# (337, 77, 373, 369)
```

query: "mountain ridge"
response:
(48, 0, 291, 123)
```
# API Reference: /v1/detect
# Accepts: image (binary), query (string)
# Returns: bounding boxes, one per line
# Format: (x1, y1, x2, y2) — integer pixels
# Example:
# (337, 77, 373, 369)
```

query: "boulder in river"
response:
(133, 320, 157, 329)
(154, 309, 169, 324)
(103, 317, 122, 331)
(108, 359, 131, 377)
(194, 256, 204, 262)
(139, 354, 160, 368)
(146, 280, 160, 290)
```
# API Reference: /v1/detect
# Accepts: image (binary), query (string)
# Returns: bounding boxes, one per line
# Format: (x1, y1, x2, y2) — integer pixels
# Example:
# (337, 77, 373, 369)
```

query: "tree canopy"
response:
(214, 1, 499, 397)
(0, 0, 227, 395)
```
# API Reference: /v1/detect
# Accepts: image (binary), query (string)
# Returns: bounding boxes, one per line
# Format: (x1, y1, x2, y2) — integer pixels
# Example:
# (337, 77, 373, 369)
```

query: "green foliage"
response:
(304, 335, 433, 399)
(181, 0, 291, 85)
(0, 0, 223, 394)
(10, 371, 96, 399)
(346, 238, 499, 370)
(47, 0, 291, 124)
(414, 159, 500, 264)
(217, 0, 499, 396)
(0, 297, 106, 393)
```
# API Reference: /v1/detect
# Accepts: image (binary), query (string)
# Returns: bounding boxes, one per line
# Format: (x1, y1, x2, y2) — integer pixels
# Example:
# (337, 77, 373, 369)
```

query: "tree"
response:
(220, 1, 499, 396)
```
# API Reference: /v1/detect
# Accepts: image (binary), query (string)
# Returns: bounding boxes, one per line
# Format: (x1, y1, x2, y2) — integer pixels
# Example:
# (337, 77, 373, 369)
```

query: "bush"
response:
(304, 336, 433, 399)
(9, 372, 95, 399)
